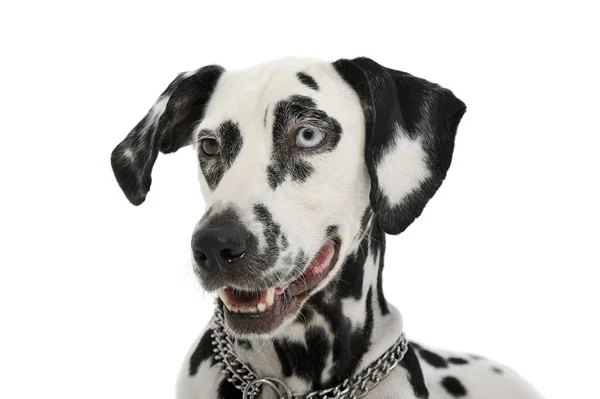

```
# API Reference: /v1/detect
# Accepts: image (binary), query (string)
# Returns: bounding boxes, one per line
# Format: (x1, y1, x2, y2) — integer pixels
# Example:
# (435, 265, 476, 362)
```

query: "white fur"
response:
(377, 124, 430, 205)
(123, 148, 134, 161)
(149, 96, 168, 126)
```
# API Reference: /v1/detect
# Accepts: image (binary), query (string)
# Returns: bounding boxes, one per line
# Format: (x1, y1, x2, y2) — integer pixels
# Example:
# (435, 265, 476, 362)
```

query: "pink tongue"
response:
(225, 288, 266, 307)
(275, 287, 285, 296)
(302, 240, 335, 279)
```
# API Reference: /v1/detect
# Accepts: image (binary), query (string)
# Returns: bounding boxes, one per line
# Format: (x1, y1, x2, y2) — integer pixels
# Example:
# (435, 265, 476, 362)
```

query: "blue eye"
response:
(296, 127, 325, 148)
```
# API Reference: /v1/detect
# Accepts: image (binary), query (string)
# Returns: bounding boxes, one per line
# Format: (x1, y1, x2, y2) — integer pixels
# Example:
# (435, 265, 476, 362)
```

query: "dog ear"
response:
(333, 57, 466, 235)
(110, 65, 225, 205)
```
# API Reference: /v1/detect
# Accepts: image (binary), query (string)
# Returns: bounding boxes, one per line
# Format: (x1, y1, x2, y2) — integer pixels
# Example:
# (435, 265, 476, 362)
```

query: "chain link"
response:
(210, 306, 409, 399)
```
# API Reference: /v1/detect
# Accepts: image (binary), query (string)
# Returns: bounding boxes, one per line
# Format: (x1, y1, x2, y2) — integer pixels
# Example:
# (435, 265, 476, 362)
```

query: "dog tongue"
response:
(301, 240, 336, 279)
(224, 288, 266, 307)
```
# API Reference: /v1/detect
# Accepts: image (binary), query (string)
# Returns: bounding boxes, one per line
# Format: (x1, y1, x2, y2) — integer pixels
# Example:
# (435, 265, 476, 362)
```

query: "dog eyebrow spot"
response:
(267, 95, 342, 189)
(198, 120, 243, 190)
(297, 72, 319, 90)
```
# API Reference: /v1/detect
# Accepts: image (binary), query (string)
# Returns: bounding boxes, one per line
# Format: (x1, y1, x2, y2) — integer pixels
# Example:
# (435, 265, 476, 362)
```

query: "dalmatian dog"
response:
(111, 57, 543, 398)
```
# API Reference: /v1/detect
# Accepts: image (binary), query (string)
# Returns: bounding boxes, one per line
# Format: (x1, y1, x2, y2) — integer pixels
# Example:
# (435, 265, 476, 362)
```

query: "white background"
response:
(1, 1, 598, 398)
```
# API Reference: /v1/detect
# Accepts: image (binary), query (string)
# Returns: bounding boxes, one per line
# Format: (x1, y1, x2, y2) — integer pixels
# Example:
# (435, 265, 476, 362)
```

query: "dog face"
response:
(111, 57, 465, 336)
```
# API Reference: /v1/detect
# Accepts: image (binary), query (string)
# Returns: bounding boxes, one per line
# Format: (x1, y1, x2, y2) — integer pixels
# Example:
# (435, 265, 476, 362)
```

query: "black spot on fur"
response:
(326, 225, 339, 238)
(338, 234, 367, 300)
(441, 376, 468, 397)
(492, 366, 504, 374)
(401, 344, 429, 398)
(409, 341, 423, 350)
(371, 220, 389, 315)
(368, 216, 384, 261)
(217, 379, 242, 399)
(267, 95, 342, 189)
(189, 329, 216, 375)
(252, 204, 282, 270)
(199, 120, 243, 190)
(263, 106, 269, 127)
(273, 326, 331, 388)
(358, 208, 373, 238)
(280, 233, 289, 250)
(297, 72, 319, 90)
(220, 121, 243, 164)
(419, 349, 448, 368)
(342, 288, 374, 376)
(273, 339, 306, 378)
(298, 307, 315, 323)
(356, 213, 388, 316)
(303, 287, 374, 386)
(448, 357, 469, 365)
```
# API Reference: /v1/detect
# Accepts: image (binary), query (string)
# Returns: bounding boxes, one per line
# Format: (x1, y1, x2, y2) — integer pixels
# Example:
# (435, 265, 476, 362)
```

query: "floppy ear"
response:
(110, 65, 224, 205)
(333, 57, 466, 235)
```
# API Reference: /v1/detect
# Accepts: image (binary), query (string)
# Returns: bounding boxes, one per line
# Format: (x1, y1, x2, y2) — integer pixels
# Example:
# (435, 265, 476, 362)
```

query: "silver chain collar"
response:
(210, 306, 409, 399)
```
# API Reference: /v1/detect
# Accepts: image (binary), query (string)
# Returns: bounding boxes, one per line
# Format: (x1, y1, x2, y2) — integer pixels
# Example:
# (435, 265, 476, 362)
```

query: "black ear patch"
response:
(297, 72, 319, 90)
(333, 57, 466, 235)
(111, 65, 224, 205)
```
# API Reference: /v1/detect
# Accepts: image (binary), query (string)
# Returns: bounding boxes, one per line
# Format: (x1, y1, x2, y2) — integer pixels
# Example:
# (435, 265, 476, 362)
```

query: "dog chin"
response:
(214, 238, 340, 336)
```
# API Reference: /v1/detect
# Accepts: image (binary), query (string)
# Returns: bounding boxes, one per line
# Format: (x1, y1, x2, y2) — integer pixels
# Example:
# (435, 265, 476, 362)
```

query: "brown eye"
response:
(201, 138, 219, 156)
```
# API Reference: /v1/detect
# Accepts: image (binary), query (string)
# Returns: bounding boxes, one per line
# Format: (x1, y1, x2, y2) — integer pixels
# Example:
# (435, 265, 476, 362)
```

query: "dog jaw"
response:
(217, 239, 339, 335)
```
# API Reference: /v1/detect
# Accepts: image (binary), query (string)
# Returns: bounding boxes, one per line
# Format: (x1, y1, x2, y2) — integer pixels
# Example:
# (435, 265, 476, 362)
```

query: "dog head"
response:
(111, 57, 466, 336)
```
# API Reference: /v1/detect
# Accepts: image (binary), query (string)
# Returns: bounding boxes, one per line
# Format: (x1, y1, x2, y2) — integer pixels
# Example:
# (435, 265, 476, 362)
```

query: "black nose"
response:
(192, 223, 249, 272)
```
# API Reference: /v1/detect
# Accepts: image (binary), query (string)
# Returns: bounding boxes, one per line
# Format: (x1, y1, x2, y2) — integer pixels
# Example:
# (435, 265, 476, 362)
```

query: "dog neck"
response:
(230, 211, 405, 394)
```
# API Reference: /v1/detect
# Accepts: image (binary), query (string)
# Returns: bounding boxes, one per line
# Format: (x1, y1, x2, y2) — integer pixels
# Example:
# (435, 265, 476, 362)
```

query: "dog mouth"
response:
(216, 239, 340, 335)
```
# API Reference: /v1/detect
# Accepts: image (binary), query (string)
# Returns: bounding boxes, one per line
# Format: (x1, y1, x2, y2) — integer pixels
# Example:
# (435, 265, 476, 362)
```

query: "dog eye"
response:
(295, 127, 325, 148)
(200, 138, 220, 156)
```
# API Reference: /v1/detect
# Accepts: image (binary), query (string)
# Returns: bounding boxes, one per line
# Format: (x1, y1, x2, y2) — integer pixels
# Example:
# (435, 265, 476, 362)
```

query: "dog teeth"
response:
(218, 287, 275, 314)
(218, 288, 234, 311)
(265, 287, 275, 307)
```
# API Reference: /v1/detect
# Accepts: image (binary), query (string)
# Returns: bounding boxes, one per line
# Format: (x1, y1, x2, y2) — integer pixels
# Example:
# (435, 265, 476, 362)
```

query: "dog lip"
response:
(222, 288, 267, 307)
(221, 237, 340, 334)
(288, 239, 338, 297)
